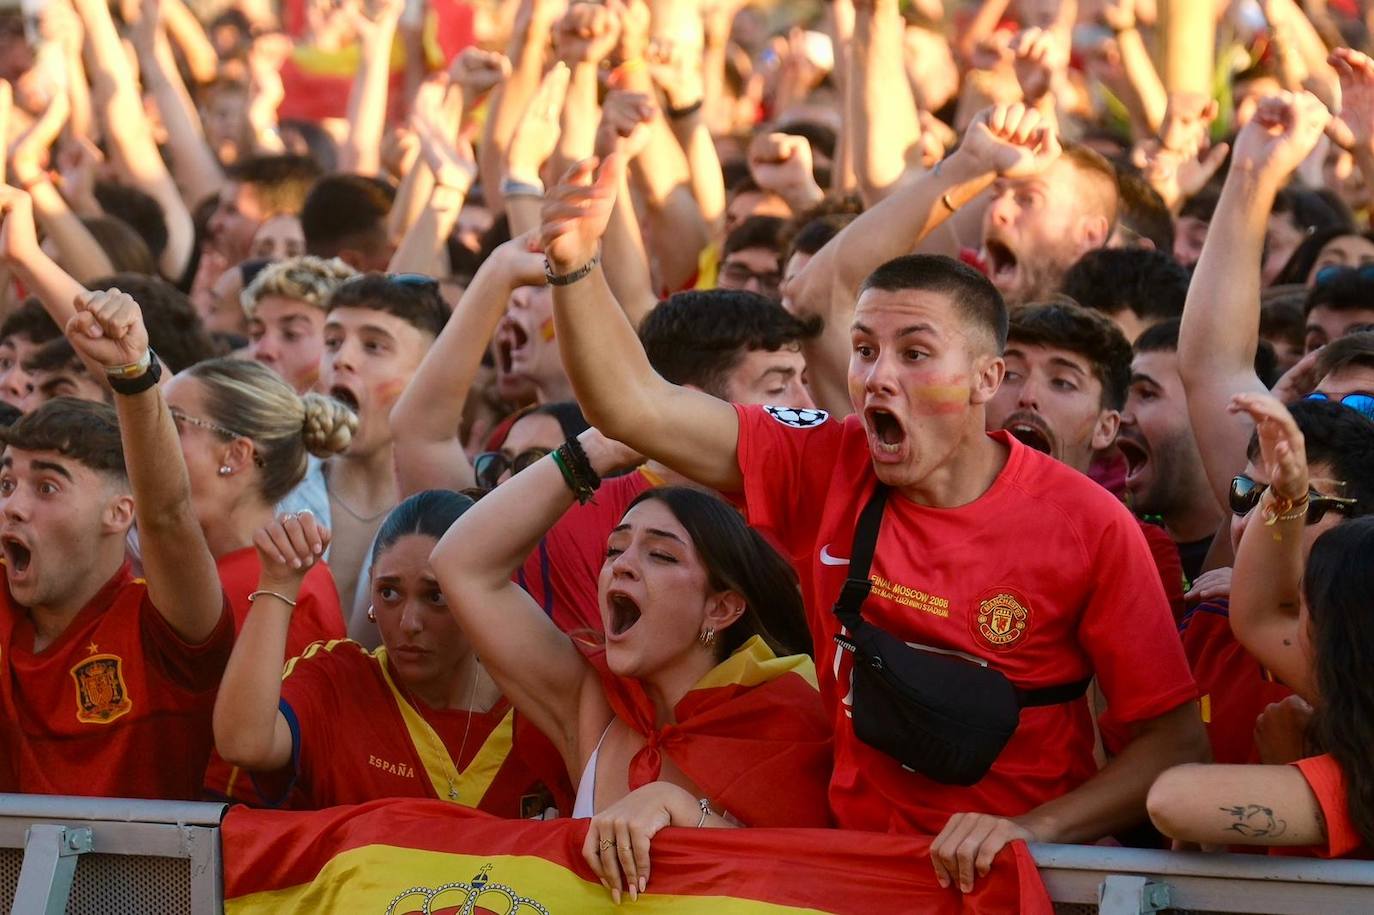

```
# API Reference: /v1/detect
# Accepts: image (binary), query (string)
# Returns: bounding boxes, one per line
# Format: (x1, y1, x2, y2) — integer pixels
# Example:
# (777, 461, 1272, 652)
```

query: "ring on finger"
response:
(598, 838, 615, 851)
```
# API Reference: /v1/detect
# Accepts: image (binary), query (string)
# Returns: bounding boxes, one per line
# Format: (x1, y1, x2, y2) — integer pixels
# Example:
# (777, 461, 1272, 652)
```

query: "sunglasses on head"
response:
(1229, 474, 1359, 525)
(1305, 390, 1374, 421)
(1313, 264, 1374, 287)
(473, 448, 551, 489)
(387, 273, 440, 290)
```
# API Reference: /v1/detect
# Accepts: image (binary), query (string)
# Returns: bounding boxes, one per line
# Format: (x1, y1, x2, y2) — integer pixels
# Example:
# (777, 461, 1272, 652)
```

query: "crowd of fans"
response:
(0, 0, 1372, 902)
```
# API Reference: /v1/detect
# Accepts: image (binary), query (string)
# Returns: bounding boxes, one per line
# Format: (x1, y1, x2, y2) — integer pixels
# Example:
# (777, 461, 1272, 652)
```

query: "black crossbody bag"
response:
(832, 484, 1092, 786)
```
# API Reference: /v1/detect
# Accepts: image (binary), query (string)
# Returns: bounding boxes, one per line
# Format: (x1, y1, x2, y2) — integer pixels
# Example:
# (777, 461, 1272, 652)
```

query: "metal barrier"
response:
(0, 795, 225, 915)
(1031, 842, 1374, 915)
(0, 798, 1373, 914)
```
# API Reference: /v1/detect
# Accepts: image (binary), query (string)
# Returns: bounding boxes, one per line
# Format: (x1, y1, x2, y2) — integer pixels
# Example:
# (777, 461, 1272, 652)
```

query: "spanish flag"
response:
(222, 800, 1053, 913)
(590, 636, 834, 828)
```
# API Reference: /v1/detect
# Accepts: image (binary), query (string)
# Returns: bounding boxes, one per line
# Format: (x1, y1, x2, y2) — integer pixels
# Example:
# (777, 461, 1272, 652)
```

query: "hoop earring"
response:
(698, 627, 715, 648)
(367, 605, 376, 623)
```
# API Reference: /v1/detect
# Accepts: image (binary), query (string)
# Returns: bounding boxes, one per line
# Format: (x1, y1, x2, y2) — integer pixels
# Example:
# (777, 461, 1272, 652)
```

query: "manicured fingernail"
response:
(612, 888, 621, 904)
(291, 559, 301, 568)
(639, 876, 647, 893)
(629, 885, 637, 901)
(314, 544, 323, 554)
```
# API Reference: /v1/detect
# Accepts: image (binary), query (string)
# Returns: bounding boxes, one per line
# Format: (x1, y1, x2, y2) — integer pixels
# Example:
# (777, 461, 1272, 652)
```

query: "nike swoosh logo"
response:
(819, 544, 850, 566)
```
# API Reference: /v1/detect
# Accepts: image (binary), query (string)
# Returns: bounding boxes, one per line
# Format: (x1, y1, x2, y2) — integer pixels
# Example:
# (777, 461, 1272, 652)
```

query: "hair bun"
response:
(300, 393, 358, 457)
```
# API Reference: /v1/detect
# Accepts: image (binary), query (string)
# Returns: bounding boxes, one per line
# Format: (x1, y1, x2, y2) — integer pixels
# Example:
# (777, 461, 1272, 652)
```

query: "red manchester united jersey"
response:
(260, 639, 572, 817)
(205, 547, 347, 803)
(732, 404, 1198, 834)
(0, 561, 234, 799)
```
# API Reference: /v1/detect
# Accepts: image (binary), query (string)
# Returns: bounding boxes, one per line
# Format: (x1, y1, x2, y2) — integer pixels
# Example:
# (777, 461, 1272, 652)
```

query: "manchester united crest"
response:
(70, 654, 132, 724)
(973, 590, 1031, 651)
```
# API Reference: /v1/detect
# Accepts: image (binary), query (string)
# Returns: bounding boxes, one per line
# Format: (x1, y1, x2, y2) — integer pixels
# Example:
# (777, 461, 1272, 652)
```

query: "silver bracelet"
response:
(501, 176, 545, 198)
(696, 797, 712, 827)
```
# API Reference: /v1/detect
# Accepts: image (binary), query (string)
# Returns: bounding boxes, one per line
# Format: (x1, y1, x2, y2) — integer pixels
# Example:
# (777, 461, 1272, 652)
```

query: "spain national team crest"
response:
(70, 654, 132, 724)
(972, 589, 1031, 651)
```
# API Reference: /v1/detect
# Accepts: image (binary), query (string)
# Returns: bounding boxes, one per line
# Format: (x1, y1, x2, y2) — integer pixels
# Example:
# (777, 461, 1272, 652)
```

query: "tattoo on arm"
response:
(1219, 804, 1288, 838)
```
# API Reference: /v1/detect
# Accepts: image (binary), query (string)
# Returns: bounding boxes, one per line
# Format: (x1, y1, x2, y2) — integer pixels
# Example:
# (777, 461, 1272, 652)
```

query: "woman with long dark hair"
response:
(1147, 394, 1374, 855)
(212, 491, 571, 815)
(432, 429, 830, 903)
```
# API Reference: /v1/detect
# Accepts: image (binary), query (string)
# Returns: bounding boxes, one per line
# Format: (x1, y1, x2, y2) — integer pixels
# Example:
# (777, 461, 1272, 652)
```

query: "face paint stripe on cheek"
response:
(539, 318, 556, 342)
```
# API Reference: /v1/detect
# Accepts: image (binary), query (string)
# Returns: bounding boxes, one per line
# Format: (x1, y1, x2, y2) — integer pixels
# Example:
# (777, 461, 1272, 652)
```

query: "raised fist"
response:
(66, 289, 151, 371)
(555, 3, 621, 65)
(958, 103, 1063, 178)
(1230, 91, 1331, 183)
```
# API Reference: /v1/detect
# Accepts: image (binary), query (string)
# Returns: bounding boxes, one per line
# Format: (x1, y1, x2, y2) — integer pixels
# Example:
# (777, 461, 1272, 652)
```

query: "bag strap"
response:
(832, 483, 890, 631)
(1017, 676, 1093, 708)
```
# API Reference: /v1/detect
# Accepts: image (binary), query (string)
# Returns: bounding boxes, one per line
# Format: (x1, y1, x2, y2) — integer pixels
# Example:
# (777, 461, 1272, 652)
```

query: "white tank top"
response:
(571, 724, 612, 819)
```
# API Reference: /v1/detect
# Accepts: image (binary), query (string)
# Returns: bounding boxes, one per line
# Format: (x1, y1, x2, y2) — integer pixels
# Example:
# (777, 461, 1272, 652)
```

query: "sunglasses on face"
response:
(1305, 390, 1374, 421)
(1229, 474, 1359, 525)
(473, 448, 551, 489)
(1313, 264, 1374, 287)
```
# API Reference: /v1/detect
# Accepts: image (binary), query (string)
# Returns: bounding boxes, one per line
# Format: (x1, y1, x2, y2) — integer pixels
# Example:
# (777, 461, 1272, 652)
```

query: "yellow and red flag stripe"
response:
(223, 800, 1052, 914)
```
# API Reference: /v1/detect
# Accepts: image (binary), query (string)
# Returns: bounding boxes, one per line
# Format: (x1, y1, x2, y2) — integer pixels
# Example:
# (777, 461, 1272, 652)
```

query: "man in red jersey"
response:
(537, 102, 1206, 893)
(0, 289, 231, 800)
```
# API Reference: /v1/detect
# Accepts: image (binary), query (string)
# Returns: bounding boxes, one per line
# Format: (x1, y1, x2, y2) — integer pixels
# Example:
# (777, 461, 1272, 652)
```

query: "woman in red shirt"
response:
(212, 491, 572, 817)
(432, 429, 832, 904)
(1147, 394, 1374, 857)
(163, 357, 356, 800)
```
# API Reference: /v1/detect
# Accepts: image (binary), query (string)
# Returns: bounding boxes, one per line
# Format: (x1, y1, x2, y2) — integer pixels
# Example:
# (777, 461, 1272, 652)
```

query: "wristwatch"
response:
(105, 349, 163, 396)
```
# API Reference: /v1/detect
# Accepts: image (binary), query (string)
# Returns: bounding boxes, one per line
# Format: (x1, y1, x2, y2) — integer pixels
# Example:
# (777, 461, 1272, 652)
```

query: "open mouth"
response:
(1000, 410, 1055, 455)
(983, 239, 1020, 288)
(607, 592, 642, 637)
(866, 408, 906, 455)
(1117, 435, 1151, 482)
(329, 384, 360, 414)
(2, 537, 31, 575)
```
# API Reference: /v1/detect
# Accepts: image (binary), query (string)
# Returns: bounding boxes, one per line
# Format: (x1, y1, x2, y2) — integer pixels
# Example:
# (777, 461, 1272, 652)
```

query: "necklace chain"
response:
(447, 660, 482, 800)
(331, 489, 390, 524)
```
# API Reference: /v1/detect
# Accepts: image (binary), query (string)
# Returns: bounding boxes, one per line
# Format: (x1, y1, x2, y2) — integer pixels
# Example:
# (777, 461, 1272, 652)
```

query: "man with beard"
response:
(986, 302, 1184, 615)
(1117, 320, 1227, 584)
(784, 105, 1119, 415)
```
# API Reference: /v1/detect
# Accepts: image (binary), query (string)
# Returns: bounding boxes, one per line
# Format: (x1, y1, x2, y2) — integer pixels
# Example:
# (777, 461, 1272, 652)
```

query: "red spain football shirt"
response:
(205, 548, 347, 803)
(261, 640, 572, 817)
(732, 404, 1198, 834)
(0, 561, 234, 799)
(1178, 599, 1293, 764)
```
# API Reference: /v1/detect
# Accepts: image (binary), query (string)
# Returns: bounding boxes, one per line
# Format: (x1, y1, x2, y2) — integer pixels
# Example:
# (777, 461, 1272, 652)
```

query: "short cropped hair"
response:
(1316, 331, 1374, 379)
(1135, 317, 1281, 387)
(0, 300, 61, 346)
(230, 155, 323, 217)
(0, 398, 126, 479)
(1007, 301, 1133, 409)
(300, 174, 396, 259)
(88, 275, 218, 373)
(723, 216, 787, 260)
(859, 254, 1009, 352)
(1248, 400, 1374, 513)
(1306, 266, 1374, 316)
(1060, 247, 1189, 325)
(639, 289, 821, 399)
(94, 181, 169, 259)
(1113, 167, 1175, 252)
(1061, 143, 1120, 230)
(325, 273, 448, 338)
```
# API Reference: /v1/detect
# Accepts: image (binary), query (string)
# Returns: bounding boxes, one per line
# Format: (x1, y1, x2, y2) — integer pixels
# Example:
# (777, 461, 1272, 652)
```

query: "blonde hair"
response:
(241, 256, 357, 319)
(185, 358, 358, 504)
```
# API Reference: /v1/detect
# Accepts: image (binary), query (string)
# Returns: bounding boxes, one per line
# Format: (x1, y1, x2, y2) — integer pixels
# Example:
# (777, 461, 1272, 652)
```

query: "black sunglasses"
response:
(1313, 264, 1374, 287)
(1229, 474, 1359, 525)
(473, 448, 551, 489)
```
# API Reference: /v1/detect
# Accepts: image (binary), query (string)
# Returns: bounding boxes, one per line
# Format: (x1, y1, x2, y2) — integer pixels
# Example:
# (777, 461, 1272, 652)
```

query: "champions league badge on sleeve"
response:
(764, 405, 829, 429)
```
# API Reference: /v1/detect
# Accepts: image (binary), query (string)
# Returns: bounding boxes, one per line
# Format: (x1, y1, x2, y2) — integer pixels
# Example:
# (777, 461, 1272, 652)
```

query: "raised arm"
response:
(480, 0, 562, 211)
(1225, 393, 1318, 700)
(66, 289, 223, 643)
(339, 0, 405, 176)
(431, 430, 637, 765)
(541, 155, 742, 490)
(850, 0, 921, 204)
(1178, 92, 1329, 513)
(1099, 0, 1167, 135)
(503, 62, 571, 235)
(788, 104, 1063, 415)
(214, 515, 331, 771)
(595, 95, 658, 326)
(0, 187, 89, 331)
(73, 0, 194, 280)
(8, 91, 114, 283)
(390, 234, 546, 494)
(551, 3, 618, 177)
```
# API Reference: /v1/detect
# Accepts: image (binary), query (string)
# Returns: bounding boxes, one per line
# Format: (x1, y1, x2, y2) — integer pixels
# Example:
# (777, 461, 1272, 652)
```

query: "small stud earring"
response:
(218, 465, 233, 476)
(367, 605, 376, 622)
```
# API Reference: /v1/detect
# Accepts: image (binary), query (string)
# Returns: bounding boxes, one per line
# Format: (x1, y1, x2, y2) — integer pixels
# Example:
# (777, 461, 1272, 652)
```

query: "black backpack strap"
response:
(1017, 676, 1093, 708)
(831, 484, 889, 632)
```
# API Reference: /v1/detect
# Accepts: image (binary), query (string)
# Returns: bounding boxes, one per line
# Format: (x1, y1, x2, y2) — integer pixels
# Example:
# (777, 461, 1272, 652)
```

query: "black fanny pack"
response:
(832, 485, 1090, 786)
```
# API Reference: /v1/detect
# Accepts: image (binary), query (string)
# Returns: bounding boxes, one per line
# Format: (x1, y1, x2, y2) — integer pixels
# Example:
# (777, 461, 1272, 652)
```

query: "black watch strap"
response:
(107, 350, 163, 396)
